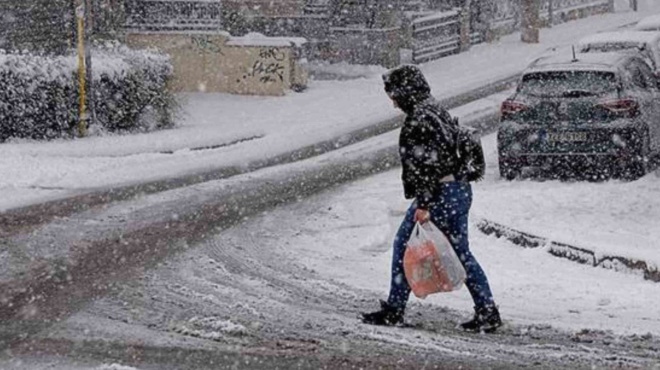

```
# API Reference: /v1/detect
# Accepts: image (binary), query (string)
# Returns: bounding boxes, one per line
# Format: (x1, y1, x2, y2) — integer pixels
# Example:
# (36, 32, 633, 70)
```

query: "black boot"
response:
(361, 300, 405, 326)
(460, 306, 502, 333)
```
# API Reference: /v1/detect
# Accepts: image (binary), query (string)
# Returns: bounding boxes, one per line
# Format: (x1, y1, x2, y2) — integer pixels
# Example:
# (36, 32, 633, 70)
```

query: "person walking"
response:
(361, 65, 502, 333)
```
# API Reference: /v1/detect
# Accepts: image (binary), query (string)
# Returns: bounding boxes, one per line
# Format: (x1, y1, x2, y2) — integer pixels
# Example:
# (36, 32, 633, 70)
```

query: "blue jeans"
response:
(387, 182, 495, 310)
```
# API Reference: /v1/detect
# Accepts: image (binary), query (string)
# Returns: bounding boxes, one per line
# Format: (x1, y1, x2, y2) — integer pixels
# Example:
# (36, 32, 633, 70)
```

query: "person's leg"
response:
(429, 183, 495, 308)
(386, 201, 418, 310)
(430, 183, 501, 332)
(362, 201, 417, 325)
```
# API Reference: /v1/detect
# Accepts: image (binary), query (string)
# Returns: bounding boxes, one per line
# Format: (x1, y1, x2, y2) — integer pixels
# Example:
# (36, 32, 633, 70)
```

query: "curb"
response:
(0, 75, 516, 238)
(476, 219, 660, 283)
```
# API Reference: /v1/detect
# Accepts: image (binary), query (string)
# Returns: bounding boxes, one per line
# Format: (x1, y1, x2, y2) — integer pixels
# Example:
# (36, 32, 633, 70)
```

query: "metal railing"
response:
(411, 10, 461, 64)
(490, 0, 610, 30)
(0, 0, 74, 54)
(304, 0, 331, 15)
(542, 0, 610, 25)
(126, 0, 223, 30)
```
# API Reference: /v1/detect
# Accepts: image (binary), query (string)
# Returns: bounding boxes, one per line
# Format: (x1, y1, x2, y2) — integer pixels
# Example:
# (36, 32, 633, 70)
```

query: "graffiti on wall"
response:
(191, 35, 225, 55)
(245, 47, 287, 84)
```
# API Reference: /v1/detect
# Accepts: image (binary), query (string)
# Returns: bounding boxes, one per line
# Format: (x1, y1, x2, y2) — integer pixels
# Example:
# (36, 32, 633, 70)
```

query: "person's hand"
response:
(414, 208, 430, 224)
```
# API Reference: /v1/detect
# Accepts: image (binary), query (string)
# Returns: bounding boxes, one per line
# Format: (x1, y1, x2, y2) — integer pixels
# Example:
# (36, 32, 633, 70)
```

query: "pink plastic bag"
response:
(403, 221, 466, 299)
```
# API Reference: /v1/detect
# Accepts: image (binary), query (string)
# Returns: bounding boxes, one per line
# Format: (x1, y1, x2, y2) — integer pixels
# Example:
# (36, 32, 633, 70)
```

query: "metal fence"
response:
(411, 0, 610, 64)
(125, 0, 223, 30)
(0, 0, 75, 54)
(542, 0, 611, 25)
(411, 10, 461, 64)
(490, 0, 521, 32)
(304, 0, 331, 15)
(491, 0, 611, 31)
(92, 0, 125, 38)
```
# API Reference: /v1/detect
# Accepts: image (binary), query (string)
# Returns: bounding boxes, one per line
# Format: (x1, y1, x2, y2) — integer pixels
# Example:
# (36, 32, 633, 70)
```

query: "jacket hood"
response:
(383, 65, 432, 114)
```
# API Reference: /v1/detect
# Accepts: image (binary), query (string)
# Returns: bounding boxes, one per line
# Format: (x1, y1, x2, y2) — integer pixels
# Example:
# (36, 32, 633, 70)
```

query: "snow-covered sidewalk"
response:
(1, 2, 660, 212)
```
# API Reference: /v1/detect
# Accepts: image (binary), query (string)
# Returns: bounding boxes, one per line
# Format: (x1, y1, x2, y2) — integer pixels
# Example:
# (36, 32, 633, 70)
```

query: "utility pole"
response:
(521, 0, 540, 43)
(84, 0, 96, 131)
(75, 1, 88, 137)
(548, 0, 553, 28)
(74, 0, 96, 138)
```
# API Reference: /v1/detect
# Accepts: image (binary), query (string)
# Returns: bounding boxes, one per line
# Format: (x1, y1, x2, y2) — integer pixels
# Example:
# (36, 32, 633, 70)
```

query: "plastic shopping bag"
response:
(403, 221, 466, 299)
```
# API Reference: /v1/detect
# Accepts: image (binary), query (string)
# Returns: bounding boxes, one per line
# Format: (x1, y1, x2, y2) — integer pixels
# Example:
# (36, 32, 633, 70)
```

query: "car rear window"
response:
(519, 71, 617, 98)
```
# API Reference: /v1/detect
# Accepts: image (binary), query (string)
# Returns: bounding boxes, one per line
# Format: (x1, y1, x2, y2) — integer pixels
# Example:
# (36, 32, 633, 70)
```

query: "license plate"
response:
(546, 132, 587, 142)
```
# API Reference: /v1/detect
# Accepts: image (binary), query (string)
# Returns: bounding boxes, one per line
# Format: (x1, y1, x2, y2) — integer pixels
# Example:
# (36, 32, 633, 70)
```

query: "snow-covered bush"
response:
(0, 45, 174, 142)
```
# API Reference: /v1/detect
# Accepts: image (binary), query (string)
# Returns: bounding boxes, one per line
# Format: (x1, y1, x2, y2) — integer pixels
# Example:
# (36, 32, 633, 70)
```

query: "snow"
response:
(529, 51, 624, 72)
(0, 47, 167, 83)
(476, 133, 660, 270)
(30, 109, 654, 338)
(307, 60, 386, 81)
(1, 0, 659, 338)
(128, 30, 231, 37)
(3, 6, 660, 212)
(260, 135, 660, 335)
(634, 13, 660, 31)
(413, 10, 459, 25)
(576, 30, 660, 69)
(97, 365, 139, 370)
(226, 32, 307, 47)
(172, 317, 248, 340)
(579, 30, 660, 46)
(577, 30, 660, 65)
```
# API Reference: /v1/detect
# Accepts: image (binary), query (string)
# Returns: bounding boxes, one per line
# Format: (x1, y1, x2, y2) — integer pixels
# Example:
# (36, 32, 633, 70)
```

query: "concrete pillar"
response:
(480, 0, 498, 43)
(459, 0, 472, 52)
(607, 0, 615, 13)
(521, 0, 540, 44)
(630, 0, 638, 11)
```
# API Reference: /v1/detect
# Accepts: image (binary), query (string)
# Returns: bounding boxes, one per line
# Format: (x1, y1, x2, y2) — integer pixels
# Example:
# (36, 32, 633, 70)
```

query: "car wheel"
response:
(618, 133, 650, 181)
(620, 158, 648, 181)
(499, 158, 521, 180)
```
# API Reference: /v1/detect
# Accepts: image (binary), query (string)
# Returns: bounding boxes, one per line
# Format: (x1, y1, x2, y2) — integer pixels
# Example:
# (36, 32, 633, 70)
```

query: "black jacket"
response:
(399, 99, 460, 209)
(383, 65, 461, 209)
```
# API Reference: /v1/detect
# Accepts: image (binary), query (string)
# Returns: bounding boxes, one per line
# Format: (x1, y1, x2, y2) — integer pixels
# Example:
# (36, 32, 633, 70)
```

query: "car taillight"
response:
(597, 98, 640, 117)
(501, 100, 528, 118)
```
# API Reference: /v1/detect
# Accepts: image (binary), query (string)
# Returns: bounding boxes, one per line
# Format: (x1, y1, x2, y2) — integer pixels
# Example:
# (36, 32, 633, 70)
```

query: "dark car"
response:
(498, 52, 660, 180)
(577, 31, 660, 80)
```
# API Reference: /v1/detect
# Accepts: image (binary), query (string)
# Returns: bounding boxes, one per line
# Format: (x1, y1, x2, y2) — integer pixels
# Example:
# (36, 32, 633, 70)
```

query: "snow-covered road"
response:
(270, 132, 660, 336)
(4, 3, 660, 364)
(4, 132, 660, 369)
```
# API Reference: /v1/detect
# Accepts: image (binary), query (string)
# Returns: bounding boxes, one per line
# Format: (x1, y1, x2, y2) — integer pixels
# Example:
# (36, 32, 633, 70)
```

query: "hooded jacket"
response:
(384, 65, 461, 209)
